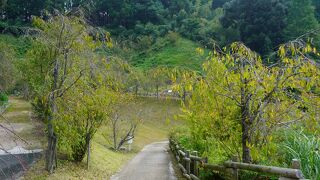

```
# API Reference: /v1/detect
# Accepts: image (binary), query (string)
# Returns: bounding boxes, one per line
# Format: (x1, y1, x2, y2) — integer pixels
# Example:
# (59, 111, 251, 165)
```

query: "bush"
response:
(166, 31, 180, 44)
(31, 96, 50, 122)
(71, 136, 88, 162)
(0, 92, 8, 102)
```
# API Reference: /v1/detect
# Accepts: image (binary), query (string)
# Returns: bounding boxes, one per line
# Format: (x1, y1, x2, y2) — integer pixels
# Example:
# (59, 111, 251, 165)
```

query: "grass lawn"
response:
(24, 97, 183, 179)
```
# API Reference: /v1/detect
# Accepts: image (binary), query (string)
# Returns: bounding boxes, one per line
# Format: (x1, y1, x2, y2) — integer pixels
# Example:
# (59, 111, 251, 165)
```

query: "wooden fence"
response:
(169, 139, 305, 180)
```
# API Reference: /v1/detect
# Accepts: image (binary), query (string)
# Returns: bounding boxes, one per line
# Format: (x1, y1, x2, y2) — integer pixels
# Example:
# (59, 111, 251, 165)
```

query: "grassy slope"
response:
(110, 36, 207, 71)
(24, 97, 182, 179)
(133, 38, 205, 70)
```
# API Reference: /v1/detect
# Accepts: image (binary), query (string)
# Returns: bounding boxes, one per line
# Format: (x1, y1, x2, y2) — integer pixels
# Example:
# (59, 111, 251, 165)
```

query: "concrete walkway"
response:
(111, 141, 178, 180)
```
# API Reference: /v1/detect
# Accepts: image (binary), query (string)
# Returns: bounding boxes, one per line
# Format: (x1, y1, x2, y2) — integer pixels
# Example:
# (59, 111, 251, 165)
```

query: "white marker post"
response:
(128, 136, 133, 152)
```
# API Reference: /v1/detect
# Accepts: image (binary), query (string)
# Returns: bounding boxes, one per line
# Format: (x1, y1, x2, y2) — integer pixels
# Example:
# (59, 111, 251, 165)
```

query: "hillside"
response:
(129, 37, 206, 71)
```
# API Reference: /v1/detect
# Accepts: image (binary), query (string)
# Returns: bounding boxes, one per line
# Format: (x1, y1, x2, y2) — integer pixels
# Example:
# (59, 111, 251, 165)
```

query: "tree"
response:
(4, 0, 47, 22)
(23, 13, 106, 173)
(55, 79, 118, 167)
(107, 101, 142, 151)
(211, 0, 230, 9)
(313, 0, 320, 22)
(148, 67, 169, 99)
(221, 0, 287, 55)
(171, 67, 197, 102)
(180, 42, 319, 163)
(284, 0, 319, 40)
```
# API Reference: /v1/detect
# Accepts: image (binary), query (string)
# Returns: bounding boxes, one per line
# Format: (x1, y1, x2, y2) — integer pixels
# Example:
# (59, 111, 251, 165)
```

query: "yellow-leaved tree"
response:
(22, 13, 112, 172)
(178, 41, 319, 163)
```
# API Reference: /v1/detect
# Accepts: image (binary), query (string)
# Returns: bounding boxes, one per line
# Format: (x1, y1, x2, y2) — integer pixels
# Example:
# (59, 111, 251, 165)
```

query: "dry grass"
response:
(23, 97, 183, 179)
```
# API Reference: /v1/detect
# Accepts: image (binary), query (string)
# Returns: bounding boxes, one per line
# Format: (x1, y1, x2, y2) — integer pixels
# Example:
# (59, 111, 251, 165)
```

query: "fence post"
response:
(225, 156, 238, 180)
(181, 148, 185, 167)
(186, 150, 191, 175)
(192, 151, 199, 176)
(291, 159, 301, 170)
(279, 159, 303, 180)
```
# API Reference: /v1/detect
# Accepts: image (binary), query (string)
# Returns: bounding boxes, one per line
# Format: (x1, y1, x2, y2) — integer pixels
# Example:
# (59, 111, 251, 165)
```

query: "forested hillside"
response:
(0, 0, 320, 179)
(1, 0, 319, 58)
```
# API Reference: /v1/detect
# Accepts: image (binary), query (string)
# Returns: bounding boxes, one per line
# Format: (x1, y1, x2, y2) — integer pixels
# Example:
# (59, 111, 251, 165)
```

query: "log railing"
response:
(169, 139, 305, 180)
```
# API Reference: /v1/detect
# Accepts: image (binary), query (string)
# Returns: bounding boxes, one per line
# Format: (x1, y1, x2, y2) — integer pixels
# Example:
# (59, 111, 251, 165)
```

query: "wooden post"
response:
(291, 159, 301, 169)
(182, 148, 185, 167)
(193, 151, 199, 176)
(225, 156, 238, 180)
(279, 159, 302, 180)
(186, 150, 191, 175)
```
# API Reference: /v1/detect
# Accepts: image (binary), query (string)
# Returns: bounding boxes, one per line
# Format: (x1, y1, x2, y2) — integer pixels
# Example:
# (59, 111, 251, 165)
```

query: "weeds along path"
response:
(111, 141, 178, 180)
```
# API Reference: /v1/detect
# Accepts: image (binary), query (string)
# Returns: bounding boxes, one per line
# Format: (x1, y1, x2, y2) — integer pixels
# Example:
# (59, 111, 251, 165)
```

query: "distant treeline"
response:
(0, 0, 319, 56)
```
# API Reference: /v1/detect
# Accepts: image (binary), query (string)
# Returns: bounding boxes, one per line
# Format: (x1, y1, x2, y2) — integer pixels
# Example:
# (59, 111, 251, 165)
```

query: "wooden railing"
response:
(169, 139, 305, 180)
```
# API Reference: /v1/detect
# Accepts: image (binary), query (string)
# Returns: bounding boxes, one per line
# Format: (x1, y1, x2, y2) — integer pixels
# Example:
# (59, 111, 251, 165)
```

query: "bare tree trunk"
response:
(116, 124, 137, 150)
(135, 84, 138, 96)
(156, 85, 159, 99)
(86, 134, 90, 170)
(113, 122, 117, 150)
(241, 87, 252, 163)
(182, 87, 186, 103)
(46, 61, 59, 173)
(241, 116, 251, 163)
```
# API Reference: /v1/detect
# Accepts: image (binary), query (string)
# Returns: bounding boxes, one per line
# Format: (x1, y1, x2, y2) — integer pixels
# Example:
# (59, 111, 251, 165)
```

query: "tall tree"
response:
(211, 0, 230, 9)
(178, 42, 319, 163)
(24, 14, 105, 173)
(313, 0, 320, 22)
(284, 0, 319, 40)
(221, 0, 287, 55)
(4, 0, 47, 22)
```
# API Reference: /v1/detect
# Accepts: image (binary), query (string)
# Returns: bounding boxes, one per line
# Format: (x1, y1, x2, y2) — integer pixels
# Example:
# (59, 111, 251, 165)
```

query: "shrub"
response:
(31, 96, 50, 122)
(0, 92, 8, 102)
(166, 31, 180, 44)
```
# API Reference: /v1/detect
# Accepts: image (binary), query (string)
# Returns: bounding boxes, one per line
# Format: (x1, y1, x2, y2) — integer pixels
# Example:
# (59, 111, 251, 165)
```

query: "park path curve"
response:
(111, 141, 178, 180)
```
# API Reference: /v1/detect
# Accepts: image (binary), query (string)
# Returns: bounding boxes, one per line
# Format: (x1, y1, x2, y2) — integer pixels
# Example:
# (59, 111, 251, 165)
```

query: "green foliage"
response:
(20, 14, 117, 169)
(175, 42, 320, 163)
(31, 96, 50, 122)
(55, 83, 119, 161)
(313, 0, 320, 22)
(221, 0, 287, 55)
(0, 92, 8, 102)
(281, 130, 320, 179)
(211, 0, 231, 9)
(284, 0, 319, 40)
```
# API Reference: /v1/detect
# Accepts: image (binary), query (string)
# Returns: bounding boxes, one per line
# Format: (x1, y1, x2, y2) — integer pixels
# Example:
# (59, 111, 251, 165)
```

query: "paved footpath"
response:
(111, 141, 178, 180)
